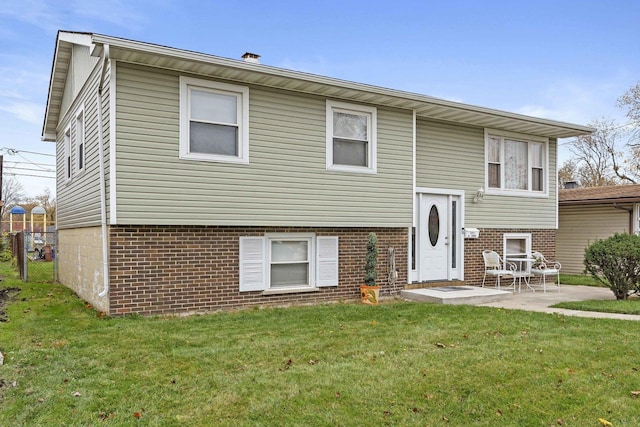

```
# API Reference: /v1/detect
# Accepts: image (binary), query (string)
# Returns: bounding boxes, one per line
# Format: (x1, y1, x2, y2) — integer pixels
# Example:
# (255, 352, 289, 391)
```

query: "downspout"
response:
(97, 44, 110, 297)
(613, 203, 633, 233)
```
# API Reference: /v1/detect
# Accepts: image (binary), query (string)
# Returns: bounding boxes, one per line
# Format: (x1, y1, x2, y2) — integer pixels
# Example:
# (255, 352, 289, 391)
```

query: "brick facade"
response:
(108, 226, 408, 316)
(463, 228, 556, 286)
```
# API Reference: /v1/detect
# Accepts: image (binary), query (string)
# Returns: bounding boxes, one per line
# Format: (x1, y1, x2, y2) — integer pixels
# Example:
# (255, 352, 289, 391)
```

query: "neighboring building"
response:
(42, 31, 592, 315)
(558, 185, 640, 274)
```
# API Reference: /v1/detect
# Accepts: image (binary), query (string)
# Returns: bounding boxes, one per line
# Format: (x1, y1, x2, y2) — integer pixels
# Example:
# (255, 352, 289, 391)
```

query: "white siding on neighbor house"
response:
(56, 58, 106, 229)
(557, 205, 630, 274)
(415, 118, 558, 229)
(113, 63, 414, 227)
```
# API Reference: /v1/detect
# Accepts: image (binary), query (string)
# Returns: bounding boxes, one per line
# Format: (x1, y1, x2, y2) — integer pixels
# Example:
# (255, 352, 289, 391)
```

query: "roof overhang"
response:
(559, 185, 640, 206)
(43, 32, 594, 141)
(42, 31, 94, 141)
(560, 196, 640, 206)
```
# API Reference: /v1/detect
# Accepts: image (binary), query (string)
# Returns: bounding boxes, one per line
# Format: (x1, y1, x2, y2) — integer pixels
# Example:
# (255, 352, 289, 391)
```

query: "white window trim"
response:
(484, 129, 549, 198)
(179, 76, 249, 164)
(266, 232, 315, 290)
(326, 100, 377, 174)
(64, 126, 72, 182)
(75, 106, 85, 174)
(239, 234, 339, 293)
(503, 232, 532, 270)
(634, 203, 640, 235)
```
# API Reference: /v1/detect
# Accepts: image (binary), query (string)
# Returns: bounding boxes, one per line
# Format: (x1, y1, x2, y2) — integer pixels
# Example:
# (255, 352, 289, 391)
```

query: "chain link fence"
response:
(10, 231, 57, 282)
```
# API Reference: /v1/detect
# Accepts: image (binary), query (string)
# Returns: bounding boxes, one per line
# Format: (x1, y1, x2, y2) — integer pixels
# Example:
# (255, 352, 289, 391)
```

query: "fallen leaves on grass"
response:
(598, 418, 613, 426)
(631, 390, 640, 398)
(280, 359, 293, 371)
(99, 412, 115, 421)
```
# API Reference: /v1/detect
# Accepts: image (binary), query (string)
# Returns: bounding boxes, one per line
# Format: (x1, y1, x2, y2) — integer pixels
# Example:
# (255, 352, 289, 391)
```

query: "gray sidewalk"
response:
(477, 285, 640, 321)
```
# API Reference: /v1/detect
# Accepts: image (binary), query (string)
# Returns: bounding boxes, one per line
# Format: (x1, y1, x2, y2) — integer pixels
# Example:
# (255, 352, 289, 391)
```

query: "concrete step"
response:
(401, 286, 513, 305)
(405, 280, 466, 290)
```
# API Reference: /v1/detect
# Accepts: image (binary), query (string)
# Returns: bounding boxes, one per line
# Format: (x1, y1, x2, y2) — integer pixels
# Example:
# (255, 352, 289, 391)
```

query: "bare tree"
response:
(1, 176, 26, 221)
(558, 160, 578, 188)
(27, 188, 56, 227)
(618, 82, 640, 137)
(616, 82, 640, 180)
(566, 118, 623, 187)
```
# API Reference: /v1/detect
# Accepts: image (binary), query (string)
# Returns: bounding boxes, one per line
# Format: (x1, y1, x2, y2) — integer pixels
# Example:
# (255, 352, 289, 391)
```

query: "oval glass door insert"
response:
(428, 205, 440, 247)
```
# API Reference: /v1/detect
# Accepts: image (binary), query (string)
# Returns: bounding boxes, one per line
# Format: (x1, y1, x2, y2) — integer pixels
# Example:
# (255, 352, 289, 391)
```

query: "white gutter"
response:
(90, 33, 594, 138)
(97, 44, 110, 298)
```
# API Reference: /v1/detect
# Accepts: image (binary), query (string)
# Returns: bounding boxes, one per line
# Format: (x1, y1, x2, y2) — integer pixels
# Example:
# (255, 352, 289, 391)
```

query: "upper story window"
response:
(179, 76, 249, 164)
(64, 127, 71, 180)
(326, 100, 377, 173)
(485, 129, 548, 196)
(76, 109, 85, 172)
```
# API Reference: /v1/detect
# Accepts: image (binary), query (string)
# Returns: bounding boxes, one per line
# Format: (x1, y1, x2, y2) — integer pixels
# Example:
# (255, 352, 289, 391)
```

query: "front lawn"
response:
(559, 273, 601, 287)
(553, 298, 640, 315)
(1, 262, 640, 426)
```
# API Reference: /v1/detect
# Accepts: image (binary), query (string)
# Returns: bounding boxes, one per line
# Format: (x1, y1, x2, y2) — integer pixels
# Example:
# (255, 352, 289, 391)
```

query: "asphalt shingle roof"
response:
(559, 184, 640, 205)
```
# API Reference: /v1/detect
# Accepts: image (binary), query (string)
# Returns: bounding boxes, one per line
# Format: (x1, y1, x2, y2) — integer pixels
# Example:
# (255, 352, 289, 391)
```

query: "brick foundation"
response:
(463, 228, 556, 286)
(108, 226, 408, 316)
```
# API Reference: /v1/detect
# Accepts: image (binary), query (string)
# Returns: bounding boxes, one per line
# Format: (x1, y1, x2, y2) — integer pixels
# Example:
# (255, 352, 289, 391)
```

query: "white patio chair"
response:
(530, 251, 561, 293)
(482, 250, 516, 290)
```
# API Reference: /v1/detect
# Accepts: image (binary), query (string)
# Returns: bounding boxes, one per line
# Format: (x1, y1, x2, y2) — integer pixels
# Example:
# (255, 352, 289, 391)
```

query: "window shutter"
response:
(239, 237, 266, 292)
(316, 236, 339, 287)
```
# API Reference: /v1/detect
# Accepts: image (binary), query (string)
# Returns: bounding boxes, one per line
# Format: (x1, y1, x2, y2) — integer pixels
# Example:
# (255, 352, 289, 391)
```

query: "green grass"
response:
(2, 262, 640, 426)
(556, 274, 640, 315)
(559, 273, 602, 287)
(26, 259, 55, 283)
(553, 298, 640, 315)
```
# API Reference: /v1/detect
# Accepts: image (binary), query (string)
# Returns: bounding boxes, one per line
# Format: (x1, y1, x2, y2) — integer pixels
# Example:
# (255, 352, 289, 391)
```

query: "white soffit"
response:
(51, 32, 593, 140)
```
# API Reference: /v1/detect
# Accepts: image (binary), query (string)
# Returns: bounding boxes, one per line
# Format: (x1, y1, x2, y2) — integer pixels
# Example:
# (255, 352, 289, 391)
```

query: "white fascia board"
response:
(88, 33, 595, 138)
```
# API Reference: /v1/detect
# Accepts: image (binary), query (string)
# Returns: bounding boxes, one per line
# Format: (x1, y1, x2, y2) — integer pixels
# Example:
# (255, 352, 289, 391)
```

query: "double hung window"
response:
(76, 110, 85, 172)
(64, 128, 71, 180)
(326, 100, 377, 173)
(180, 77, 249, 164)
(239, 234, 339, 292)
(486, 130, 548, 195)
(270, 238, 311, 288)
(503, 233, 532, 272)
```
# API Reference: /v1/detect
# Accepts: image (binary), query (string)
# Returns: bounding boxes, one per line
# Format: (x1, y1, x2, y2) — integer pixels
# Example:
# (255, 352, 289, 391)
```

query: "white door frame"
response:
(411, 187, 465, 282)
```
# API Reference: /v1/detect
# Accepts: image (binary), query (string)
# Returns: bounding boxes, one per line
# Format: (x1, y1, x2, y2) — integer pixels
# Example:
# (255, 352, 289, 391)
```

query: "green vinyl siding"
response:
(114, 63, 413, 227)
(60, 44, 100, 120)
(416, 118, 557, 229)
(56, 59, 106, 229)
(557, 205, 630, 274)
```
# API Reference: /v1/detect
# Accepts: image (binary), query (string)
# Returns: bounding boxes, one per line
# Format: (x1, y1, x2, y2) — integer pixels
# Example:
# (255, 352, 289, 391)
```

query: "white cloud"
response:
(72, 0, 146, 32)
(0, 101, 43, 125)
(0, 0, 148, 34)
(0, 0, 63, 33)
(515, 79, 630, 126)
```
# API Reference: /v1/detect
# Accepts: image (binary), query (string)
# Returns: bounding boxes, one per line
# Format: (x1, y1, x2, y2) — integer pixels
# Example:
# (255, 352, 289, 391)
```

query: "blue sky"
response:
(1, 0, 639, 198)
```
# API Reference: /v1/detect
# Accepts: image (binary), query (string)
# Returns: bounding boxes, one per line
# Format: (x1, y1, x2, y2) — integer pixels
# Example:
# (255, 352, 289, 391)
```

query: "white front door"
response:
(417, 193, 461, 282)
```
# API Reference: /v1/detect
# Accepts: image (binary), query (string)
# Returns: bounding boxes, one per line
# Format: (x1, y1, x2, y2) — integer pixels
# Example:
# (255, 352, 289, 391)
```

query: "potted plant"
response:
(360, 232, 380, 305)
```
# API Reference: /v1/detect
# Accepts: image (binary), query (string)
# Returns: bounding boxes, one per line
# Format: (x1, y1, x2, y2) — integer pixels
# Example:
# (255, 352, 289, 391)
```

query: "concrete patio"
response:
(401, 284, 640, 321)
